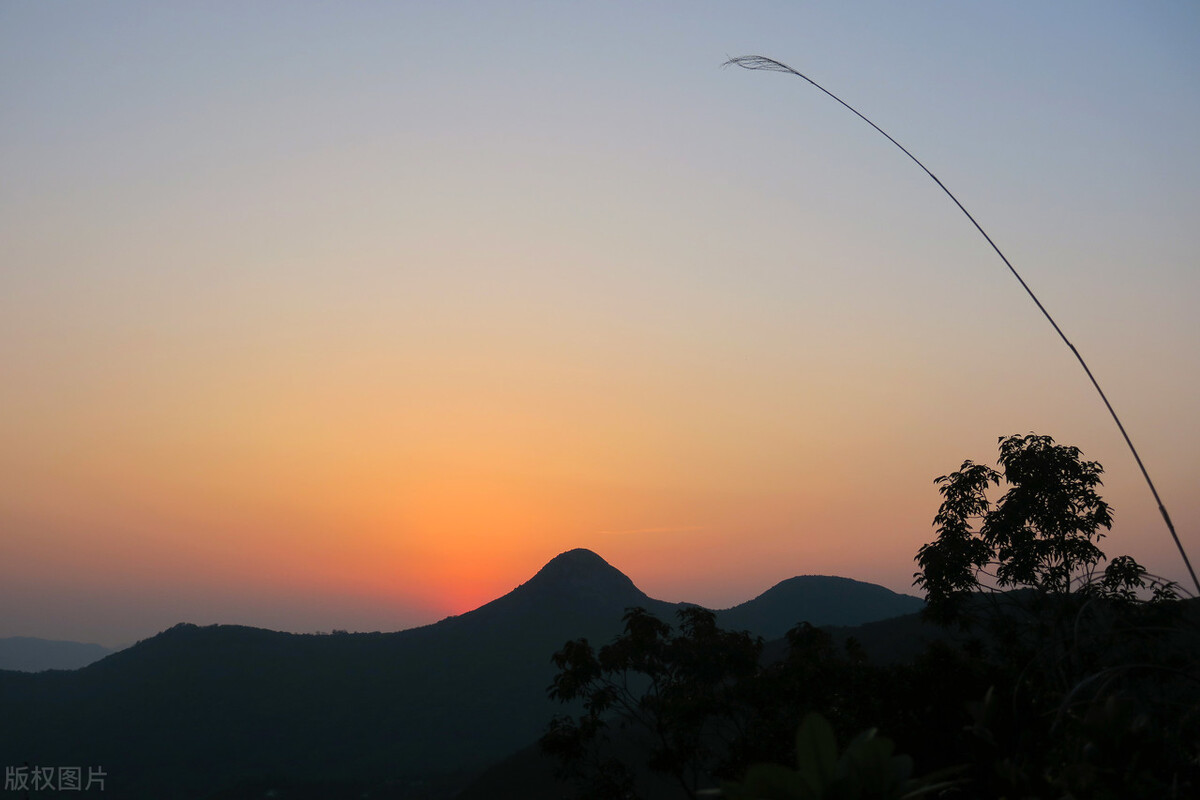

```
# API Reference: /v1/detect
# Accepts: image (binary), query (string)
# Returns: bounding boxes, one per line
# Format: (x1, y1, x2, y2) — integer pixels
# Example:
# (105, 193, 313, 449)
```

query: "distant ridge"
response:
(716, 575, 924, 640)
(0, 636, 113, 672)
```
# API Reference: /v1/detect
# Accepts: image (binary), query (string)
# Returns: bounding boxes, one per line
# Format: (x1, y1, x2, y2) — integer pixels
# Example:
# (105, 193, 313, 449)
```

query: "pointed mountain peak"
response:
(457, 549, 653, 624)
(535, 548, 613, 575)
(525, 549, 639, 597)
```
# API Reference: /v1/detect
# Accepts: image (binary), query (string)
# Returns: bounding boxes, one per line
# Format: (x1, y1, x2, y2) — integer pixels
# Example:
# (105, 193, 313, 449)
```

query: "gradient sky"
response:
(3, 1, 1198, 648)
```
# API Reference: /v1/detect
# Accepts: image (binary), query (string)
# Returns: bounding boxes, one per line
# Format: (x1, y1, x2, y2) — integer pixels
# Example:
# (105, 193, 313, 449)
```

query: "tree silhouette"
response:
(914, 433, 1175, 624)
(540, 433, 1196, 800)
(544, 606, 762, 799)
(912, 434, 1195, 798)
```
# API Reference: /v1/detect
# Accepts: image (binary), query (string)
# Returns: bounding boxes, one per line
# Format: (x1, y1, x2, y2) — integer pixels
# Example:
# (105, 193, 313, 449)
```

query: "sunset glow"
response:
(3, 2, 1198, 647)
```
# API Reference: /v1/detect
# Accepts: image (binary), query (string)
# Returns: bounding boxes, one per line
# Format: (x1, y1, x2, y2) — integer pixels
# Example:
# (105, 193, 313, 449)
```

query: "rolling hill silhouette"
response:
(0, 636, 113, 672)
(716, 575, 924, 640)
(0, 549, 923, 799)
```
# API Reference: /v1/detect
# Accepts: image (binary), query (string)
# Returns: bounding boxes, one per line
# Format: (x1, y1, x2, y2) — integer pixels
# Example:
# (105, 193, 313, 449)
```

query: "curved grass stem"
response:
(724, 54, 1199, 595)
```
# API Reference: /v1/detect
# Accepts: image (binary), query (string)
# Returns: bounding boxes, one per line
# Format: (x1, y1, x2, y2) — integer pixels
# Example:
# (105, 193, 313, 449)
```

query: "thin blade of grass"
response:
(724, 54, 1198, 595)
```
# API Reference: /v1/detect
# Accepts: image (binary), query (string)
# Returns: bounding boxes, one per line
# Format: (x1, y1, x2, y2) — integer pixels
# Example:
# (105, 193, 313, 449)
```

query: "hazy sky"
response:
(3, 1, 1198, 647)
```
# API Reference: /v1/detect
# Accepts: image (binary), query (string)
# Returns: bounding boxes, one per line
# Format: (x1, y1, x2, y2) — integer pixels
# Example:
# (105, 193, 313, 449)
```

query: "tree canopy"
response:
(914, 433, 1175, 623)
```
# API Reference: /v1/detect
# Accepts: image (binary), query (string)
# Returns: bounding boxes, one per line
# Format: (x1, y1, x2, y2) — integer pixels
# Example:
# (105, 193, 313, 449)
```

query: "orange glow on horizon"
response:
(4, 2, 1198, 650)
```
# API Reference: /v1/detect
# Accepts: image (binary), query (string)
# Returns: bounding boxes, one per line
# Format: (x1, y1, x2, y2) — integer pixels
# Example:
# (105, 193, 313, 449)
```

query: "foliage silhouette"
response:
(914, 433, 1178, 625)
(719, 711, 962, 800)
(542, 610, 980, 798)
(544, 606, 763, 798)
(912, 434, 1197, 797)
(542, 434, 1198, 799)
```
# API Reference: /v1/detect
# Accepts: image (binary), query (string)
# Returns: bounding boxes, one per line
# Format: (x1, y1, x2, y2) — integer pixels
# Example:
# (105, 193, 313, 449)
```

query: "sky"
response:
(2, 1, 1198, 648)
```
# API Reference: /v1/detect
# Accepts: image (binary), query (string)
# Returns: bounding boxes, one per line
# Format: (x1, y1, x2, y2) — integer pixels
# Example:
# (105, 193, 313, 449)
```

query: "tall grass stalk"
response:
(724, 54, 1199, 595)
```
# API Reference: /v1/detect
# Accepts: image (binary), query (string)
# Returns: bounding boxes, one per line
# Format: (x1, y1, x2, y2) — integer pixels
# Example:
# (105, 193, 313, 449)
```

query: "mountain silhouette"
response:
(0, 636, 113, 672)
(459, 548, 680, 627)
(513, 547, 649, 606)
(0, 548, 923, 799)
(716, 575, 925, 640)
